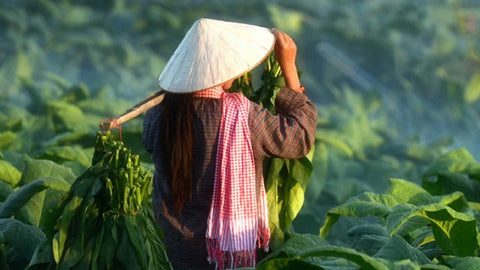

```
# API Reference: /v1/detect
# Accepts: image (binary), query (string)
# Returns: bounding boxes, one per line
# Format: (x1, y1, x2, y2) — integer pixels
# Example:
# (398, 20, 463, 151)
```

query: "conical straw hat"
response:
(157, 18, 275, 93)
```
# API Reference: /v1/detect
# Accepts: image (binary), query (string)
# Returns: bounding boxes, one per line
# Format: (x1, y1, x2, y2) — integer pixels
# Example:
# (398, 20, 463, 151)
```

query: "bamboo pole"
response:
(99, 90, 166, 130)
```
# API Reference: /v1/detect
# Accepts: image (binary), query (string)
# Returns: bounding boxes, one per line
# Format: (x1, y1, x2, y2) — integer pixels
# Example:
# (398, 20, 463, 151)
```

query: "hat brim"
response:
(157, 19, 276, 93)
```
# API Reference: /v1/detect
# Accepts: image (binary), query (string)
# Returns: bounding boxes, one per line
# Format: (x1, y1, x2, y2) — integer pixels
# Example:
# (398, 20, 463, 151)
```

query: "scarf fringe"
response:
(257, 225, 270, 251)
(207, 239, 258, 269)
(207, 226, 270, 269)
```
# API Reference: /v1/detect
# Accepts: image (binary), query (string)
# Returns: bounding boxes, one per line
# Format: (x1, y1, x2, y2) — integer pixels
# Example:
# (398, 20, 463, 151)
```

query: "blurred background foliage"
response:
(1, 0, 480, 247)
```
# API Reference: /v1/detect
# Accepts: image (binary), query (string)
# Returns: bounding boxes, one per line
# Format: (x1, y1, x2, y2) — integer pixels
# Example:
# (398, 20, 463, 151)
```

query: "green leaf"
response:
(374, 234, 431, 265)
(265, 158, 287, 250)
(20, 155, 76, 186)
(347, 224, 391, 256)
(91, 220, 106, 269)
(280, 156, 313, 231)
(56, 172, 97, 263)
(17, 51, 32, 81)
(0, 218, 45, 262)
(443, 256, 480, 270)
(387, 179, 431, 205)
(0, 131, 17, 151)
(0, 180, 13, 204)
(316, 132, 354, 158)
(61, 5, 92, 26)
(386, 204, 430, 236)
(430, 192, 470, 212)
(352, 235, 389, 257)
(46, 101, 88, 133)
(422, 149, 479, 177)
(26, 237, 54, 269)
(0, 177, 70, 227)
(306, 143, 328, 200)
(60, 85, 89, 103)
(419, 264, 453, 270)
(423, 171, 480, 202)
(298, 246, 389, 270)
(347, 224, 388, 237)
(116, 220, 141, 269)
(257, 258, 325, 270)
(0, 52, 31, 95)
(0, 160, 22, 188)
(320, 192, 398, 238)
(469, 201, 480, 212)
(124, 215, 147, 269)
(265, 233, 329, 260)
(387, 204, 479, 256)
(464, 72, 480, 103)
(0, 56, 19, 95)
(268, 5, 304, 36)
(34, 145, 93, 169)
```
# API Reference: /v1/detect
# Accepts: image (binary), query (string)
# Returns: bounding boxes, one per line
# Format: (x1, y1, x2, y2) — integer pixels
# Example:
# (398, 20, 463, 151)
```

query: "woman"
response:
(143, 18, 317, 269)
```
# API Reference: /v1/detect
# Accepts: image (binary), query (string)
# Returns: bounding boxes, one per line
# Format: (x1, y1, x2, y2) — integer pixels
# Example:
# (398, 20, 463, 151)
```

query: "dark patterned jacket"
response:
(143, 87, 317, 269)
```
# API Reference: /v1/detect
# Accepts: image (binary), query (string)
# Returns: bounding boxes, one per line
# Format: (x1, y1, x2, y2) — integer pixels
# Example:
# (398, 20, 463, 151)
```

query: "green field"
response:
(1, 0, 480, 269)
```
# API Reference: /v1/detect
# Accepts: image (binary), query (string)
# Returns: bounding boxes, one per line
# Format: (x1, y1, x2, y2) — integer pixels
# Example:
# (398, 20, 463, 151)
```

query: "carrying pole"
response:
(99, 90, 165, 130)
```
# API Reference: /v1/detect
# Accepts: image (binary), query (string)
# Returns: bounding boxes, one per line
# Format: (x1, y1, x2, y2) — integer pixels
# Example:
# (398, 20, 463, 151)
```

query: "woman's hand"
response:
(272, 29, 303, 92)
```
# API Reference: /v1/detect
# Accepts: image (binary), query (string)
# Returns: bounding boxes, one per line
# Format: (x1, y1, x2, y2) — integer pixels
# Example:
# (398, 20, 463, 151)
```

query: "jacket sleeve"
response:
(249, 86, 318, 159)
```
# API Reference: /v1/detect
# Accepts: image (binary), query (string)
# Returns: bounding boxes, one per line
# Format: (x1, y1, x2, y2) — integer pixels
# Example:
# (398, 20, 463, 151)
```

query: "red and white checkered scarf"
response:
(197, 86, 270, 269)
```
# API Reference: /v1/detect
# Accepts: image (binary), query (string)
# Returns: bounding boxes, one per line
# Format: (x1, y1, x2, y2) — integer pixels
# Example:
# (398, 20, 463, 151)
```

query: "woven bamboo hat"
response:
(157, 18, 275, 93)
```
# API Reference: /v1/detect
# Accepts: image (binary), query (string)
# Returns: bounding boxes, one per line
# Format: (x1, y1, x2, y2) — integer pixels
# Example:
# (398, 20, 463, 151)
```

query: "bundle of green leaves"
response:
(27, 132, 172, 269)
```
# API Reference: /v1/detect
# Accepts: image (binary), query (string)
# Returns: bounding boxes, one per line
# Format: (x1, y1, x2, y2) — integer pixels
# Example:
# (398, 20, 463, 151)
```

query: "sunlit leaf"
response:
(387, 204, 479, 256)
(0, 131, 17, 150)
(387, 178, 431, 205)
(464, 72, 480, 103)
(320, 192, 398, 238)
(0, 160, 21, 187)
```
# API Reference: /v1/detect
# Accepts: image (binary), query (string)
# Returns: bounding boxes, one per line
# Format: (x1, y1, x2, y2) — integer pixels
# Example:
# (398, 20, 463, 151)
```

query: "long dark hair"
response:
(160, 92, 194, 213)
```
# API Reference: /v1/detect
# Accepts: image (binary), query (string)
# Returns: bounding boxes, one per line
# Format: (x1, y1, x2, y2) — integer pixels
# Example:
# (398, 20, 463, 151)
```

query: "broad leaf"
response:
(352, 235, 389, 257)
(422, 149, 480, 178)
(265, 158, 287, 250)
(0, 177, 70, 225)
(430, 191, 470, 212)
(347, 224, 388, 237)
(298, 246, 389, 270)
(320, 192, 398, 238)
(263, 232, 329, 262)
(0, 131, 17, 150)
(0, 180, 13, 202)
(0, 160, 21, 187)
(0, 218, 45, 263)
(280, 154, 314, 231)
(33, 145, 93, 168)
(374, 234, 431, 265)
(423, 171, 480, 202)
(387, 178, 431, 205)
(20, 156, 76, 186)
(464, 72, 480, 103)
(348, 224, 389, 256)
(387, 204, 479, 256)
(443, 256, 480, 270)
(316, 132, 354, 158)
(257, 257, 324, 270)
(26, 237, 54, 269)
(385, 204, 430, 237)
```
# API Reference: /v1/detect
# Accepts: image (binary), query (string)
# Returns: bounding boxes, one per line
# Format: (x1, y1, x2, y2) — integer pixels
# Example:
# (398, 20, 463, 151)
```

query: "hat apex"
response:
(158, 18, 275, 93)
